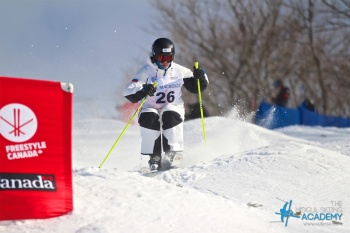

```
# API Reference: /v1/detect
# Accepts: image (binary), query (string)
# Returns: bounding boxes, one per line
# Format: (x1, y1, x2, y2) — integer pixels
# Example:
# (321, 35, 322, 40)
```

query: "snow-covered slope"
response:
(2, 117, 350, 233)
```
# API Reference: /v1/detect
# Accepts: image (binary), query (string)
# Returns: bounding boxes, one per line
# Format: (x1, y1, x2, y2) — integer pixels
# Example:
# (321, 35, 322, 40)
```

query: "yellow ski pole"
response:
(99, 82, 157, 168)
(194, 62, 207, 144)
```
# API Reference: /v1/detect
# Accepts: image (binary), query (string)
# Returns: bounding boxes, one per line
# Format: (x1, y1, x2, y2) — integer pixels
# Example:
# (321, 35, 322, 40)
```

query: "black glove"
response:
(142, 84, 156, 96)
(193, 67, 206, 81)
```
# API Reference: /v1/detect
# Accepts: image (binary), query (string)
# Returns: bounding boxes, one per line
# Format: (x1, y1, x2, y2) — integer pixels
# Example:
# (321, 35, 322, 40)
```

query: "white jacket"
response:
(124, 58, 208, 109)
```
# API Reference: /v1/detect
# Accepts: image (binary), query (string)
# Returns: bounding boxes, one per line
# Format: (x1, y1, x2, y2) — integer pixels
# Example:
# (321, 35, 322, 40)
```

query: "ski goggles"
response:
(156, 54, 173, 63)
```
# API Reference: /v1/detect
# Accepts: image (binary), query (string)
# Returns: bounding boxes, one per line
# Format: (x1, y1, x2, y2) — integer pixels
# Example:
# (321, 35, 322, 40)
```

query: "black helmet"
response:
(151, 38, 175, 63)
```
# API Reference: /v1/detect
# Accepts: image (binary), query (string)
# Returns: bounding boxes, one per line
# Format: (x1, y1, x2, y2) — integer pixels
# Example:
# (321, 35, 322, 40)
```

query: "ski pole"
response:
(99, 82, 157, 168)
(194, 62, 207, 144)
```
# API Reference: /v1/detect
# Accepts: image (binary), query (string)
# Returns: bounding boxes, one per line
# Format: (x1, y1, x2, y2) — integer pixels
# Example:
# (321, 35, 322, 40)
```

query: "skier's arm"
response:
(123, 71, 145, 103)
(124, 80, 157, 103)
(124, 66, 154, 103)
(124, 81, 146, 103)
(183, 67, 209, 94)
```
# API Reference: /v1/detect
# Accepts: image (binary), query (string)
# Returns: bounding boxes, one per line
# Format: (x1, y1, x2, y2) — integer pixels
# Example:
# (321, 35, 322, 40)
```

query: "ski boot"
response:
(148, 154, 161, 172)
(161, 151, 176, 170)
(165, 151, 176, 163)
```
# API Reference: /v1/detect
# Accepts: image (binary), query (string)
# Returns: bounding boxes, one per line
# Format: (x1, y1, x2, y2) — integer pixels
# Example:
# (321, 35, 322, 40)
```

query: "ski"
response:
(140, 167, 157, 176)
(140, 153, 183, 177)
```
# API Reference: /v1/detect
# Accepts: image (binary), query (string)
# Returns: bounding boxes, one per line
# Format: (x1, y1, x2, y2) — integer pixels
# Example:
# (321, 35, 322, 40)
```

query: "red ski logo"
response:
(0, 104, 38, 142)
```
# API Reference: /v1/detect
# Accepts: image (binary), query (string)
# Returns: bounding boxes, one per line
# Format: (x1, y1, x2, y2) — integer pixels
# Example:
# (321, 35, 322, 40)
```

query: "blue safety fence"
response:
(256, 101, 350, 129)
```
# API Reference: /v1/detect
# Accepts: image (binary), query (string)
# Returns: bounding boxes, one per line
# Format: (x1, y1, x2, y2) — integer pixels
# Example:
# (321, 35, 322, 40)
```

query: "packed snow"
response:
(1, 109, 350, 233)
(3, 0, 349, 232)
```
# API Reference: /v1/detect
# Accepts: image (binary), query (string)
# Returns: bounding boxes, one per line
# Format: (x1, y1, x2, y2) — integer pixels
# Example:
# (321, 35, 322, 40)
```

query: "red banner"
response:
(0, 76, 73, 220)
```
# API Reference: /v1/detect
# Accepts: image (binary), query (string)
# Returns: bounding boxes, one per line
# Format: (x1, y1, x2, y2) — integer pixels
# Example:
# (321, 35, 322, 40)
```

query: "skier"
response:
(124, 38, 209, 171)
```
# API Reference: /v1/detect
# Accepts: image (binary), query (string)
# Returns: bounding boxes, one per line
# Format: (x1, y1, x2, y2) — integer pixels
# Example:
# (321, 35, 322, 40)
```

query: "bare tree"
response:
(151, 0, 292, 116)
(284, 0, 350, 115)
(148, 0, 350, 117)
